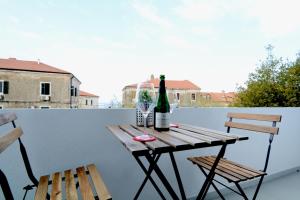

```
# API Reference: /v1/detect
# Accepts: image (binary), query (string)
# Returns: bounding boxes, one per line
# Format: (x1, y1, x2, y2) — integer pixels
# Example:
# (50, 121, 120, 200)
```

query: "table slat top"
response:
(107, 125, 148, 155)
(107, 124, 248, 155)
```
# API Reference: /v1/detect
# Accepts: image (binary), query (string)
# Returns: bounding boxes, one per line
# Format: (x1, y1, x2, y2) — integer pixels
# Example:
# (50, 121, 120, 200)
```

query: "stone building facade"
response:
(199, 92, 236, 107)
(122, 76, 202, 108)
(78, 91, 99, 109)
(0, 58, 81, 109)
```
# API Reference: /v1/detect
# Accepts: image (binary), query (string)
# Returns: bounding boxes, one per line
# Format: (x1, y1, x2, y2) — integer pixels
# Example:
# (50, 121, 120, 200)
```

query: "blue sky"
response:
(1, 0, 300, 102)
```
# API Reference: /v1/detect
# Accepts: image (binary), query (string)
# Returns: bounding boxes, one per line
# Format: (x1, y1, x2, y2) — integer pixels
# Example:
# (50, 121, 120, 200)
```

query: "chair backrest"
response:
(224, 112, 282, 172)
(0, 112, 40, 199)
(0, 127, 23, 154)
(0, 128, 23, 199)
(0, 112, 17, 127)
(225, 112, 281, 135)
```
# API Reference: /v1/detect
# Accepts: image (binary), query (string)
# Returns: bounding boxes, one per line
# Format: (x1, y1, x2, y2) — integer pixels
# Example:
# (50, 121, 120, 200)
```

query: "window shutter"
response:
(71, 87, 74, 96)
(4, 81, 9, 94)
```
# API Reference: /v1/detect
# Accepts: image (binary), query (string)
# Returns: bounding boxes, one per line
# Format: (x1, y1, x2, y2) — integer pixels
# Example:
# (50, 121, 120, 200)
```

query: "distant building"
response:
(79, 90, 99, 108)
(122, 75, 201, 107)
(0, 57, 81, 108)
(200, 91, 236, 106)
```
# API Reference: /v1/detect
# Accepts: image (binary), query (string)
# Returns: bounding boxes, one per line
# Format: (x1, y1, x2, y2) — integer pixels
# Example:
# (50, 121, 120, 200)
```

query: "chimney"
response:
(37, 59, 40, 64)
(150, 74, 155, 80)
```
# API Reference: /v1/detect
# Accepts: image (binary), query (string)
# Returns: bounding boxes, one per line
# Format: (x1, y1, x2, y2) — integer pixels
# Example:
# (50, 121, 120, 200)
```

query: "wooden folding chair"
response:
(188, 112, 281, 200)
(0, 112, 112, 200)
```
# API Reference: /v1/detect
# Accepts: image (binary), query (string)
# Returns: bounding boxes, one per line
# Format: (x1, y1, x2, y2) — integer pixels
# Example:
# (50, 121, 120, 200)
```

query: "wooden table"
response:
(107, 124, 248, 200)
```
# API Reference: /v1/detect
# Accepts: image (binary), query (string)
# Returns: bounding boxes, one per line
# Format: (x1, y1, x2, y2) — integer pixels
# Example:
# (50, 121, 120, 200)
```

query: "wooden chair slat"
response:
(87, 164, 112, 200)
(197, 157, 248, 181)
(50, 172, 62, 200)
(211, 156, 266, 176)
(0, 127, 23, 154)
(227, 113, 281, 122)
(65, 170, 78, 200)
(188, 157, 240, 182)
(35, 176, 49, 200)
(209, 157, 260, 178)
(204, 156, 256, 179)
(107, 125, 148, 155)
(225, 121, 279, 135)
(76, 166, 95, 200)
(0, 112, 17, 126)
(120, 125, 170, 151)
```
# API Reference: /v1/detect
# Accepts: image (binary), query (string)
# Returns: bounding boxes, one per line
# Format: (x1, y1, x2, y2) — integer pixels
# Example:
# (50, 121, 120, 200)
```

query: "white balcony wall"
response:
(0, 108, 299, 199)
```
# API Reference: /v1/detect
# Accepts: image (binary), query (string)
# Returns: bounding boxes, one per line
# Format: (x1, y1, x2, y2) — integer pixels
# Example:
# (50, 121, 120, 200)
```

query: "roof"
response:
(0, 58, 70, 74)
(125, 78, 200, 90)
(80, 90, 99, 97)
(202, 92, 236, 103)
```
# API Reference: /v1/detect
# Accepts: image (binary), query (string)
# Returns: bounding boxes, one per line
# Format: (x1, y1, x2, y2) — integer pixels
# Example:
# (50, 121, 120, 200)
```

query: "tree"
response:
(277, 54, 300, 106)
(234, 45, 300, 107)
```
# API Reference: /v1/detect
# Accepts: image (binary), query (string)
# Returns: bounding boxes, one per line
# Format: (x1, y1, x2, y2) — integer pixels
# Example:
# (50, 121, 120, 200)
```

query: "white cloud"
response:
(191, 26, 214, 36)
(8, 16, 20, 24)
(245, 0, 300, 37)
(19, 31, 42, 39)
(174, 0, 226, 21)
(93, 36, 105, 44)
(132, 1, 172, 29)
(163, 35, 193, 49)
(92, 36, 134, 50)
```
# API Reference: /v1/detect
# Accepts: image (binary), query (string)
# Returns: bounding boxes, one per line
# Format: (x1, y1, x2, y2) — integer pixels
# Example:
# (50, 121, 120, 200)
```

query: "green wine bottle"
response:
(154, 75, 170, 131)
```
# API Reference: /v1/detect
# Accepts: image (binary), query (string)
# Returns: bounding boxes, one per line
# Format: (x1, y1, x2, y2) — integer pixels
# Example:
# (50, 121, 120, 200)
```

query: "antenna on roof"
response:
(37, 59, 40, 64)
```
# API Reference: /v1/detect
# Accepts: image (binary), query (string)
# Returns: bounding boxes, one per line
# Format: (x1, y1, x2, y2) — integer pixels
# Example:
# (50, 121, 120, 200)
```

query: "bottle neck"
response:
(159, 80, 166, 94)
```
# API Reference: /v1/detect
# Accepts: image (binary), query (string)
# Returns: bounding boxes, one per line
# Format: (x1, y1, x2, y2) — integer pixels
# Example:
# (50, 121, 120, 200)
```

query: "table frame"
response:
(107, 124, 247, 200)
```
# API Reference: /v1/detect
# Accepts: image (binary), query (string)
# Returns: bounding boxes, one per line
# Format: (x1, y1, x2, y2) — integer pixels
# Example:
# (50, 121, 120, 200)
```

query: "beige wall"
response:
(0, 69, 75, 108)
(122, 87, 202, 108)
(78, 96, 99, 108)
(122, 88, 136, 108)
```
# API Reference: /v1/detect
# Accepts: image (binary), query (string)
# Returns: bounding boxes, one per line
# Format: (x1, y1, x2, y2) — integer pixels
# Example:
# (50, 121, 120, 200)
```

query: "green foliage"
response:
(139, 90, 153, 102)
(234, 45, 300, 107)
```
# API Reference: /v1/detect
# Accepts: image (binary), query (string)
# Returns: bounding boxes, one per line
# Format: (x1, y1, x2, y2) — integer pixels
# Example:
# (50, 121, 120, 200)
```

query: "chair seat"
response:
(188, 156, 266, 183)
(34, 164, 111, 200)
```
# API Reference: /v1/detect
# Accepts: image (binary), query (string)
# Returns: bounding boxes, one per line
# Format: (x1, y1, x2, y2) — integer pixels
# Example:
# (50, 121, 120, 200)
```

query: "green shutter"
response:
(4, 81, 9, 94)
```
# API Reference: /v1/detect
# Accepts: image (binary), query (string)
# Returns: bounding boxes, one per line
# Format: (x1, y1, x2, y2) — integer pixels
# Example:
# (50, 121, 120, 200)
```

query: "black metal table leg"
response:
(145, 153, 180, 200)
(197, 144, 227, 200)
(134, 154, 166, 200)
(169, 152, 186, 200)
(0, 169, 14, 200)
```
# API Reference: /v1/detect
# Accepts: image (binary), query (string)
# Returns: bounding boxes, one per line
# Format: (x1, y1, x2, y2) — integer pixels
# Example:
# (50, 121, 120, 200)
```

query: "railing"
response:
(0, 108, 299, 199)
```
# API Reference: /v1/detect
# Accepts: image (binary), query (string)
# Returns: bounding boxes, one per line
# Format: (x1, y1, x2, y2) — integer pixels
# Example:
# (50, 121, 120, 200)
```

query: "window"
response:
(86, 99, 88, 105)
(0, 81, 3, 94)
(191, 93, 196, 101)
(40, 106, 50, 109)
(0, 106, 3, 109)
(176, 93, 180, 100)
(71, 86, 78, 97)
(71, 86, 74, 96)
(91, 100, 93, 105)
(40, 82, 51, 96)
(0, 80, 9, 94)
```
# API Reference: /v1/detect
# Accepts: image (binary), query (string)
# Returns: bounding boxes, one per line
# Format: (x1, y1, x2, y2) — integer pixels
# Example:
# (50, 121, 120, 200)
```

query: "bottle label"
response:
(155, 112, 170, 128)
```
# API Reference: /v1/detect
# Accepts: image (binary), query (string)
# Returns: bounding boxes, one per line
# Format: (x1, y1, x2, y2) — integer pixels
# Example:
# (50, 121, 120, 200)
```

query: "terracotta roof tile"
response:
(80, 90, 99, 97)
(125, 78, 200, 90)
(0, 58, 70, 74)
(201, 92, 236, 103)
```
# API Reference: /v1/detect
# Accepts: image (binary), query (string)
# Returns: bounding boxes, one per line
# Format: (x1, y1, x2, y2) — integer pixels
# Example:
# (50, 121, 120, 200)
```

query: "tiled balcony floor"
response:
(211, 171, 300, 200)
